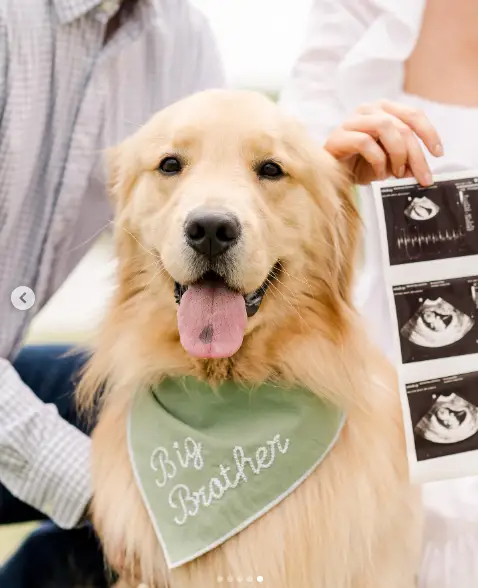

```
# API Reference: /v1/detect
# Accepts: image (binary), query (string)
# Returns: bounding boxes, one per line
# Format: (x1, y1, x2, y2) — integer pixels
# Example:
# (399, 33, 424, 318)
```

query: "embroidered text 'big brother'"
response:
(128, 377, 345, 568)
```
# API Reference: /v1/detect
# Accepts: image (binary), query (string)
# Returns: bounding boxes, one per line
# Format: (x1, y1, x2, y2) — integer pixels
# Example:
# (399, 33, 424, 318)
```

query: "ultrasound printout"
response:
(406, 372, 478, 462)
(380, 176, 478, 265)
(394, 277, 478, 363)
(373, 170, 478, 483)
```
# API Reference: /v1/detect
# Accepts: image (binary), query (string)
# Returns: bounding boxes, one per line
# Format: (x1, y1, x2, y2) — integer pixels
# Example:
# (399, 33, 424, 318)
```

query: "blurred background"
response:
(1, 0, 312, 561)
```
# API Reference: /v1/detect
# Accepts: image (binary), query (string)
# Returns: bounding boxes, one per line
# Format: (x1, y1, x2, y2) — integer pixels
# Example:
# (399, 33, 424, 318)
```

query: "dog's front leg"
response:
(90, 396, 171, 588)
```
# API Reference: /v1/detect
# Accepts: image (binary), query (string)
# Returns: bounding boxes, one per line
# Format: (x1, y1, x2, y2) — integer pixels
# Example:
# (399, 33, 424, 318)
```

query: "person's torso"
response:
(346, 0, 478, 357)
(404, 0, 478, 108)
(0, 0, 206, 358)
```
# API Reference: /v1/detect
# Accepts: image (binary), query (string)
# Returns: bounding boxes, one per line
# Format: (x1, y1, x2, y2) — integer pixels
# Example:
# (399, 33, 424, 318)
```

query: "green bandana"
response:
(128, 377, 345, 569)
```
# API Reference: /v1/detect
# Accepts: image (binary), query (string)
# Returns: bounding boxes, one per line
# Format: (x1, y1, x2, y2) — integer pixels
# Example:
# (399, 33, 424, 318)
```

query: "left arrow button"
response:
(11, 287, 35, 311)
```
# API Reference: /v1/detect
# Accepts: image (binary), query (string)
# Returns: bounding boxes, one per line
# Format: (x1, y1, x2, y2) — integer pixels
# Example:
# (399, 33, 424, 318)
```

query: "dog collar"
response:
(128, 377, 345, 568)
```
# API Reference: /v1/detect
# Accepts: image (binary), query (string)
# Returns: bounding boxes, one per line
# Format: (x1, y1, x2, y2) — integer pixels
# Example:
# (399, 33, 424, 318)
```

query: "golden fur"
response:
(77, 89, 422, 588)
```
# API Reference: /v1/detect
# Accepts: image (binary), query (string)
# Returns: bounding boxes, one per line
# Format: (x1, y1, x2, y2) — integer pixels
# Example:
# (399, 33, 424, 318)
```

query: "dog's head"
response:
(108, 90, 359, 362)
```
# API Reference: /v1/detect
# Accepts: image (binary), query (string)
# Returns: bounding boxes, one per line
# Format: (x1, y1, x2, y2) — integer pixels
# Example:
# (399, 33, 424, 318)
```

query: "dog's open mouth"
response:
(173, 263, 279, 359)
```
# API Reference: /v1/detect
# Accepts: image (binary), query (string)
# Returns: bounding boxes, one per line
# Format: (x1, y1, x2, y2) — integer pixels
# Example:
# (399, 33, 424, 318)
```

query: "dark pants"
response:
(0, 345, 114, 588)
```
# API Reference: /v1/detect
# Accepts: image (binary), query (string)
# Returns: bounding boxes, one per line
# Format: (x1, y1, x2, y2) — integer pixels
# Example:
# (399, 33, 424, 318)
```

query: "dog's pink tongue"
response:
(178, 284, 247, 358)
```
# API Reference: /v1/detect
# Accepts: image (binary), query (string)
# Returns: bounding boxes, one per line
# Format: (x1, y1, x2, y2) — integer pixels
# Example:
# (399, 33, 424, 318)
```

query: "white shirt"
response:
(0, 0, 224, 529)
(280, 1, 478, 586)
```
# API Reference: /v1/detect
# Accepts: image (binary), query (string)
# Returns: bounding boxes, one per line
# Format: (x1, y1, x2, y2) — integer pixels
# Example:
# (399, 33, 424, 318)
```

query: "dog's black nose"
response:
(184, 211, 241, 258)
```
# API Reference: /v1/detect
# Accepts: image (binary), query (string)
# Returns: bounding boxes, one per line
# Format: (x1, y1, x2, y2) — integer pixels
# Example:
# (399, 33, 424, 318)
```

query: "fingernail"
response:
(424, 172, 433, 185)
(397, 165, 405, 178)
(434, 143, 444, 157)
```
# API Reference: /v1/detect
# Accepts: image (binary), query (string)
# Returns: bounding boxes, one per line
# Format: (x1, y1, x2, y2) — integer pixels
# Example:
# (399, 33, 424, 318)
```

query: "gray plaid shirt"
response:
(0, 0, 224, 528)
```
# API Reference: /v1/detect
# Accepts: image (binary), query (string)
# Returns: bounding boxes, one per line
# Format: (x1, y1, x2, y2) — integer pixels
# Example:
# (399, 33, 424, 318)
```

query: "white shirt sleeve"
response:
(279, 0, 377, 143)
(0, 358, 91, 529)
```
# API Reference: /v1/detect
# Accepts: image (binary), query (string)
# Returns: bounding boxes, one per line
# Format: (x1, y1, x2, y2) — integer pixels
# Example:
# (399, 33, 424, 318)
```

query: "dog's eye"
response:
(158, 156, 182, 175)
(257, 161, 284, 180)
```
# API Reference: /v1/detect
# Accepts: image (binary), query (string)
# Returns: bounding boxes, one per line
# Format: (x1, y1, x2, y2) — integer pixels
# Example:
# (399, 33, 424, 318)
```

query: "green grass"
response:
(0, 523, 38, 563)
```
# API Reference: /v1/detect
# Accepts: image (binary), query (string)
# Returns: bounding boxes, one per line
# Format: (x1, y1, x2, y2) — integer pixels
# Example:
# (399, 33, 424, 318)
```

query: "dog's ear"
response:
(105, 139, 145, 286)
(329, 164, 361, 305)
(282, 118, 361, 305)
(287, 125, 361, 306)
(105, 144, 121, 202)
(105, 139, 137, 211)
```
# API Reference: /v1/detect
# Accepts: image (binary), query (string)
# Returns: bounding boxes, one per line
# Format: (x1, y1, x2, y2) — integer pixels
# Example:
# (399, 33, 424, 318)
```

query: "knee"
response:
(1, 523, 111, 588)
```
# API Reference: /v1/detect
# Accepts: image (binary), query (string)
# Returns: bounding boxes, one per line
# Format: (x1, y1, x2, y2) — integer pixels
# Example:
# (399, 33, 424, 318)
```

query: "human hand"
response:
(324, 100, 443, 186)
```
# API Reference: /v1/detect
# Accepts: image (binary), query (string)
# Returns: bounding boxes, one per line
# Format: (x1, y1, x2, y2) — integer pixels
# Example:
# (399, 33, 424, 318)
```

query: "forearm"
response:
(0, 357, 92, 529)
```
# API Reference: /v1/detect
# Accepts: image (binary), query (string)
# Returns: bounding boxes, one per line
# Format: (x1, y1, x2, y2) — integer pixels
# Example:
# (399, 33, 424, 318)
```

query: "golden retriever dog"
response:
(78, 89, 422, 588)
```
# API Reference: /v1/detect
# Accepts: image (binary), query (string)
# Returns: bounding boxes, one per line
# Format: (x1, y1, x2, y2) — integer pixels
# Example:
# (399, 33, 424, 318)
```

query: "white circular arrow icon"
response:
(11, 286, 35, 311)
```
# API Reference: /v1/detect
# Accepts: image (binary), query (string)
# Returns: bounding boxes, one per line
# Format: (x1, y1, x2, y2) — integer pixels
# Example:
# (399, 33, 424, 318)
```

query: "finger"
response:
(325, 129, 388, 179)
(344, 114, 408, 178)
(375, 100, 443, 158)
(403, 130, 433, 186)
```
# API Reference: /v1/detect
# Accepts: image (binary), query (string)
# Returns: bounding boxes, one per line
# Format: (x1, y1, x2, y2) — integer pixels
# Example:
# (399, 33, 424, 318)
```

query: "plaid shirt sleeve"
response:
(0, 358, 91, 529)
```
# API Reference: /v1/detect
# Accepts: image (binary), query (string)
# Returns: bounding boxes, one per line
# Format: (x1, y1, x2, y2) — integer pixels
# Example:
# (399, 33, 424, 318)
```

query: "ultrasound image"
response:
(394, 276, 478, 363)
(407, 372, 478, 461)
(404, 196, 440, 221)
(381, 177, 478, 265)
